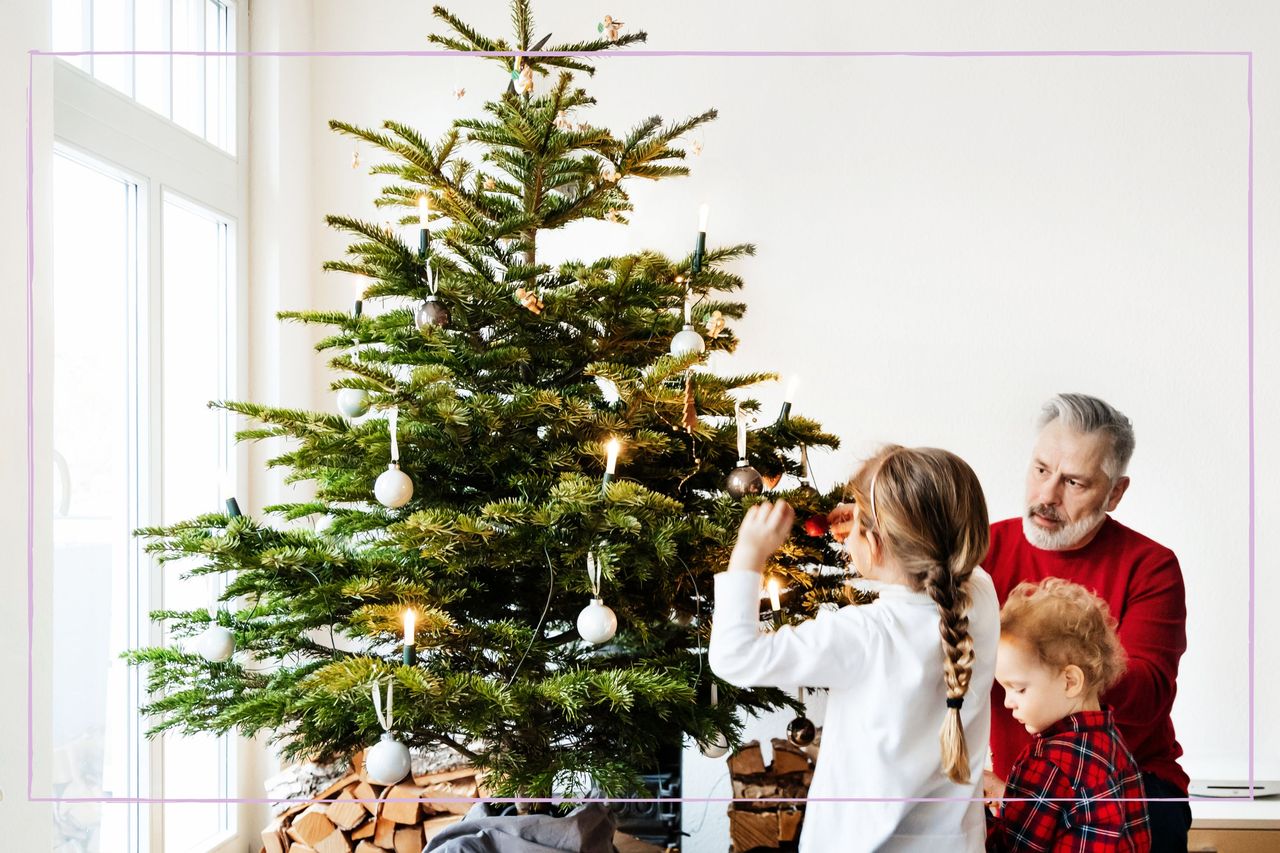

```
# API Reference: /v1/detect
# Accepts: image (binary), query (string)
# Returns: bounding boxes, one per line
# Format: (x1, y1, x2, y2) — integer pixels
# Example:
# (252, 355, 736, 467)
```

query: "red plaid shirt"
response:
(987, 708, 1151, 852)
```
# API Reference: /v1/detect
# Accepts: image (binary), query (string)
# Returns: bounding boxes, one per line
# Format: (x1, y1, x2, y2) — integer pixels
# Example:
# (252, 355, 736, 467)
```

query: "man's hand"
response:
(728, 501, 795, 574)
(983, 769, 1007, 811)
(828, 502, 856, 544)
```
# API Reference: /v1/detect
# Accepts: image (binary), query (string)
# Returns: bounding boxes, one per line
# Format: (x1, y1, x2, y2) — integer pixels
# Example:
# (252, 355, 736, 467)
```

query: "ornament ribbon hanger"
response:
(389, 407, 400, 463)
(372, 680, 395, 733)
(735, 401, 748, 461)
(586, 551, 603, 599)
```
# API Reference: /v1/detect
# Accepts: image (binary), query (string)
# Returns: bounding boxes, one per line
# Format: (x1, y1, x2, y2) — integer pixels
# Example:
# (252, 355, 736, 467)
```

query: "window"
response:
(51, 0, 237, 153)
(47, 2, 247, 850)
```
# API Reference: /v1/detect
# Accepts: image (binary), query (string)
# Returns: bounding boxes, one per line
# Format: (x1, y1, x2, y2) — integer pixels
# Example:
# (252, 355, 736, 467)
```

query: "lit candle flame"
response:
(767, 578, 781, 612)
(417, 194, 430, 228)
(785, 375, 801, 405)
(605, 437, 621, 476)
(698, 203, 710, 233)
(403, 609, 415, 645)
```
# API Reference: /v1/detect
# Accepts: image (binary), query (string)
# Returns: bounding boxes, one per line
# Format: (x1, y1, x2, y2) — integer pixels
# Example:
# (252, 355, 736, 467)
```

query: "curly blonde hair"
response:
(1000, 578, 1128, 693)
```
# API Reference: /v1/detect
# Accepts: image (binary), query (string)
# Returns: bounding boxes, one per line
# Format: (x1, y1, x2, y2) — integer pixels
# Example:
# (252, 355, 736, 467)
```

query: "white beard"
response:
(1022, 507, 1108, 551)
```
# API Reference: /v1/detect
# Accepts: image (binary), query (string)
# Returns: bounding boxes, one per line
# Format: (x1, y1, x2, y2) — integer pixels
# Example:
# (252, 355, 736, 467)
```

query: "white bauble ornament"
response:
(700, 732, 730, 758)
(374, 463, 414, 509)
(669, 325, 706, 357)
(576, 597, 618, 645)
(314, 514, 336, 535)
(337, 388, 370, 418)
(364, 732, 412, 785)
(196, 624, 235, 662)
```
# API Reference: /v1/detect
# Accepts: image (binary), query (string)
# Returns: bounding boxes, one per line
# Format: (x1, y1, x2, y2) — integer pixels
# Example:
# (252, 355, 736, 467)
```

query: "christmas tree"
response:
(128, 1, 848, 799)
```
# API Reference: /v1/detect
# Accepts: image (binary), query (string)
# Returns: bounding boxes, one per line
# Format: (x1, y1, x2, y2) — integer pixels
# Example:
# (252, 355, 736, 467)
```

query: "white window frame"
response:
(48, 2, 250, 849)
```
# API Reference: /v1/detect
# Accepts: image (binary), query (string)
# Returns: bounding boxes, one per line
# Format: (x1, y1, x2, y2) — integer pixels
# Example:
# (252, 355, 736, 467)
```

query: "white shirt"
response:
(708, 569, 1000, 853)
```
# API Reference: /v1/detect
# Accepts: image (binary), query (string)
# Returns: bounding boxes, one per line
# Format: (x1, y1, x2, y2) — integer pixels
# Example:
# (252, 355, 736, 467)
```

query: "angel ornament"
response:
(515, 287, 544, 315)
(691, 139, 703, 156)
(555, 110, 574, 131)
(600, 162, 619, 183)
(453, 86, 466, 99)
(598, 15, 624, 41)
(514, 61, 535, 95)
(706, 310, 726, 339)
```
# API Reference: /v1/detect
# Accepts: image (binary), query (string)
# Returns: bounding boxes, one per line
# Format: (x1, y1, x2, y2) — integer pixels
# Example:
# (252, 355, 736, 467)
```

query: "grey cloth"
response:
(424, 803, 618, 853)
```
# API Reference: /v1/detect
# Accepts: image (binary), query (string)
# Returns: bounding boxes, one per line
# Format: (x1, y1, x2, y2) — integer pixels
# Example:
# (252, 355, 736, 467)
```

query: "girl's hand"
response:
(983, 769, 1007, 810)
(728, 501, 795, 574)
(828, 502, 856, 544)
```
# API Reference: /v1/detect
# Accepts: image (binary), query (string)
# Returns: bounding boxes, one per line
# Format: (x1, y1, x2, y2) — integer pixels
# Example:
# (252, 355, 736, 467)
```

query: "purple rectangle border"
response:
(26, 48, 1256, 806)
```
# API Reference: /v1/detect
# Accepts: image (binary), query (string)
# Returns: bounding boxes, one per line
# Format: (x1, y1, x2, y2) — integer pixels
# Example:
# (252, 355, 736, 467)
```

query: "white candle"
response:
(767, 578, 781, 612)
(403, 609, 415, 646)
(785, 375, 801, 405)
(698, 203, 710, 233)
(417, 194, 430, 229)
(605, 437, 621, 476)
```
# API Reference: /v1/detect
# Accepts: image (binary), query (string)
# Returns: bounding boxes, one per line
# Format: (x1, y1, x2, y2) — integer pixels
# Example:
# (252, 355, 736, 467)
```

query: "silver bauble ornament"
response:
(337, 388, 370, 418)
(726, 462, 764, 498)
(669, 324, 706, 358)
(374, 463, 414, 509)
(196, 624, 235, 662)
(700, 732, 730, 758)
(364, 732, 412, 785)
(576, 597, 618, 645)
(787, 715, 817, 746)
(669, 608, 693, 627)
(415, 296, 450, 330)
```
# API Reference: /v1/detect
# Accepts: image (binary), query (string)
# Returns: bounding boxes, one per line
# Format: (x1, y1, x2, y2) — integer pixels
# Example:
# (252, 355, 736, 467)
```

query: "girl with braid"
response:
(710, 446, 1000, 851)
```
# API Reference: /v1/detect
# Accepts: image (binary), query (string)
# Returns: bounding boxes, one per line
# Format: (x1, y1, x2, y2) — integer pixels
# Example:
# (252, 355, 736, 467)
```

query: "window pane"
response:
(161, 193, 235, 849)
(91, 0, 133, 97)
(51, 150, 136, 853)
(134, 0, 170, 118)
(52, 0, 89, 72)
(171, 0, 206, 139)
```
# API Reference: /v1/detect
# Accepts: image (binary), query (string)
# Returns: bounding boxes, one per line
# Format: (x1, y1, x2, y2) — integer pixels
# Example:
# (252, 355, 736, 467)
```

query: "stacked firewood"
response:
(726, 732, 821, 852)
(259, 756, 480, 853)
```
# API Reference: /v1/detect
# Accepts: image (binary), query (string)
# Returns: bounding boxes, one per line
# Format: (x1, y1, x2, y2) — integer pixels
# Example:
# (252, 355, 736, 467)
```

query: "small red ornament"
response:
(803, 514, 830, 537)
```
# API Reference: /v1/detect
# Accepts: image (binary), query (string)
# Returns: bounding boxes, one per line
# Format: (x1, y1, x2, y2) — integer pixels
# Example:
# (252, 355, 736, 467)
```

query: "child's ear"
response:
(1062, 664, 1086, 699)
(864, 529, 883, 565)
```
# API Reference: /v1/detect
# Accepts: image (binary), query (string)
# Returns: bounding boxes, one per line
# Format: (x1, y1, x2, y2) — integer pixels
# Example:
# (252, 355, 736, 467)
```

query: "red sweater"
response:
(985, 516, 1188, 793)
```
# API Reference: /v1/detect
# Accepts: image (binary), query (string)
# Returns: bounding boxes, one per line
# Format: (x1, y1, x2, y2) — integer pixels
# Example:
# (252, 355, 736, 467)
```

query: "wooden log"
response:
(421, 814, 463, 841)
(317, 772, 360, 802)
(770, 739, 812, 776)
(778, 807, 804, 843)
(373, 818, 397, 848)
(353, 781, 381, 815)
(287, 845, 318, 853)
(381, 784, 422, 824)
(728, 807, 778, 851)
(393, 825, 423, 853)
(420, 780, 477, 815)
(727, 741, 766, 777)
(261, 819, 288, 853)
(350, 819, 376, 841)
(313, 831, 352, 853)
(354, 843, 383, 853)
(613, 831, 664, 852)
(287, 805, 337, 849)
(327, 790, 367, 831)
(412, 766, 476, 786)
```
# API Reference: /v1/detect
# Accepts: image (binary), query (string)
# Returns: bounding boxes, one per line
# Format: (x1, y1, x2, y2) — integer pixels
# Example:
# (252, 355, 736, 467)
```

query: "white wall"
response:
(8, 2, 1278, 852)
(297, 3, 1279, 848)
